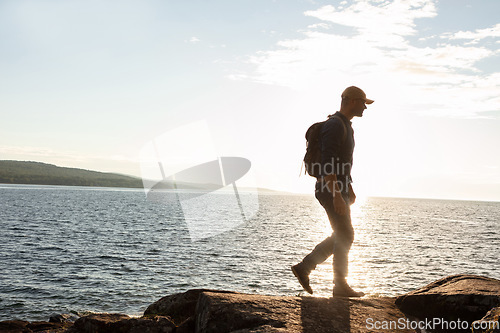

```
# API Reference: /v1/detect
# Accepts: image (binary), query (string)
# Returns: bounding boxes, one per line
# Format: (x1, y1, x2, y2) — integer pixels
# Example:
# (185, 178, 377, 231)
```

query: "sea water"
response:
(0, 184, 499, 321)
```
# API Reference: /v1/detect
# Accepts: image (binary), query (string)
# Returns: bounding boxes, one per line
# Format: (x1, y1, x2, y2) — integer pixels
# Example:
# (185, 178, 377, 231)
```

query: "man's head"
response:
(340, 86, 374, 118)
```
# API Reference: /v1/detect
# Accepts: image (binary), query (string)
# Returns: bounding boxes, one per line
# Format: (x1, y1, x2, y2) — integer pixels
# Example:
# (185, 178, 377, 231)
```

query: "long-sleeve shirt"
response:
(319, 112, 354, 193)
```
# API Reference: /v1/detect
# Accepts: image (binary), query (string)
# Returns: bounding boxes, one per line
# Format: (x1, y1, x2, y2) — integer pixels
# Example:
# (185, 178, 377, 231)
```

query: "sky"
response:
(1, 0, 499, 202)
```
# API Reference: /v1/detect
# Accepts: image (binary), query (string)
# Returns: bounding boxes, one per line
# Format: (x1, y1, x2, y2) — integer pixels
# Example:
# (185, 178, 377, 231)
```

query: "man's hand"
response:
(348, 184, 356, 205)
(325, 174, 349, 216)
(334, 194, 348, 216)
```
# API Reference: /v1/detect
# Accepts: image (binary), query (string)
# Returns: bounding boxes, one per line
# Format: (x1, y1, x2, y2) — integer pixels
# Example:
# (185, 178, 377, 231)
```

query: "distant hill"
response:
(0, 160, 291, 194)
(0, 160, 143, 188)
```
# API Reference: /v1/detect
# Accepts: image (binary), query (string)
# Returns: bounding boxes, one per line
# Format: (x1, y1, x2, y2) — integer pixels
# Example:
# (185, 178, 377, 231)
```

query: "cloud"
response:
(448, 23, 500, 41)
(304, 0, 437, 44)
(233, 0, 500, 118)
(189, 36, 201, 43)
(307, 23, 330, 30)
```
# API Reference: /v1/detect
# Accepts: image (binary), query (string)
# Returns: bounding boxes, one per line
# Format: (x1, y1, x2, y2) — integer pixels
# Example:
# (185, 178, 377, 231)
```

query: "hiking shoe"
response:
(333, 284, 365, 297)
(291, 263, 313, 294)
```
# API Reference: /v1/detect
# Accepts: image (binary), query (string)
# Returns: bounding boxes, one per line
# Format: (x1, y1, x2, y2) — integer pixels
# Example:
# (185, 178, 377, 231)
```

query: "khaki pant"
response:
(301, 182, 354, 282)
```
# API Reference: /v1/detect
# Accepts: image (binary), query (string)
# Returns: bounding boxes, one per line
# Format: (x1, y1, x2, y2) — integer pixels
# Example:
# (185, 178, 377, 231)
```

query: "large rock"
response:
(0, 320, 70, 332)
(7, 274, 500, 332)
(472, 307, 500, 333)
(396, 274, 500, 325)
(0, 320, 29, 333)
(195, 291, 413, 332)
(49, 313, 79, 323)
(143, 289, 237, 326)
(67, 313, 176, 333)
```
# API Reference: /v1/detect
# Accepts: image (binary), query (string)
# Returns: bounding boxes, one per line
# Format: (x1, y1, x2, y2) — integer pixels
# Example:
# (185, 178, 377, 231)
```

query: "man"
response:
(292, 86, 374, 297)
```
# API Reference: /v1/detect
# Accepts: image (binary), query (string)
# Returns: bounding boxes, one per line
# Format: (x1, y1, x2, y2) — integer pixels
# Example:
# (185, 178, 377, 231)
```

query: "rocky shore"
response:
(1, 274, 499, 333)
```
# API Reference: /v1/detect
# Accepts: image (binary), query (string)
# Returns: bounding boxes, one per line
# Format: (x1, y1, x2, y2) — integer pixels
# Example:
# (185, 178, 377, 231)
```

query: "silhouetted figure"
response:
(292, 86, 374, 297)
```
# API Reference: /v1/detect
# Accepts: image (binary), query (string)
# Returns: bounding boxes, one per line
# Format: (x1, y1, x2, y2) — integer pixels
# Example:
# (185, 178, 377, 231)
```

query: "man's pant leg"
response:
(301, 234, 335, 271)
(302, 187, 354, 280)
(323, 196, 354, 282)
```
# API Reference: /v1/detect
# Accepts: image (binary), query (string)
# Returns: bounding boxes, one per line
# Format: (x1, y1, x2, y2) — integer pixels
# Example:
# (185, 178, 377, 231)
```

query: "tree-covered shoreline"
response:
(0, 160, 143, 189)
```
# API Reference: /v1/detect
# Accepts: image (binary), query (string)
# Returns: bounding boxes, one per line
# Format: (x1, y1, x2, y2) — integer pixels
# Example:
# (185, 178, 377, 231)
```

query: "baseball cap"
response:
(341, 86, 374, 104)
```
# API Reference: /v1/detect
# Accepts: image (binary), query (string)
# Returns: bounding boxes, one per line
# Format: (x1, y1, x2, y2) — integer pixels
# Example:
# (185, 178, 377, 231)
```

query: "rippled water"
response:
(1, 184, 499, 321)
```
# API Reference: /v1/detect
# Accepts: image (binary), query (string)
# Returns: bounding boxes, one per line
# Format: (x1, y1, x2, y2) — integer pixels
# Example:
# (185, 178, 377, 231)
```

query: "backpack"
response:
(302, 114, 347, 178)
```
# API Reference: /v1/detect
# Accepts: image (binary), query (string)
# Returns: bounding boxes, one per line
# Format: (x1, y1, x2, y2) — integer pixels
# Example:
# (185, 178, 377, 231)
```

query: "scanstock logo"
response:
(139, 121, 259, 242)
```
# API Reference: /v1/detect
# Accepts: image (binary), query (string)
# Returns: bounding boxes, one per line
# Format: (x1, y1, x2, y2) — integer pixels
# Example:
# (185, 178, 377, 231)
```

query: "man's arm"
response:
(324, 174, 348, 216)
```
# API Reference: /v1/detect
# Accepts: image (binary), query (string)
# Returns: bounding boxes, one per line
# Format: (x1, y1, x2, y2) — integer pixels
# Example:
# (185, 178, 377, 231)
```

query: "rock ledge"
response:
(1, 274, 499, 333)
